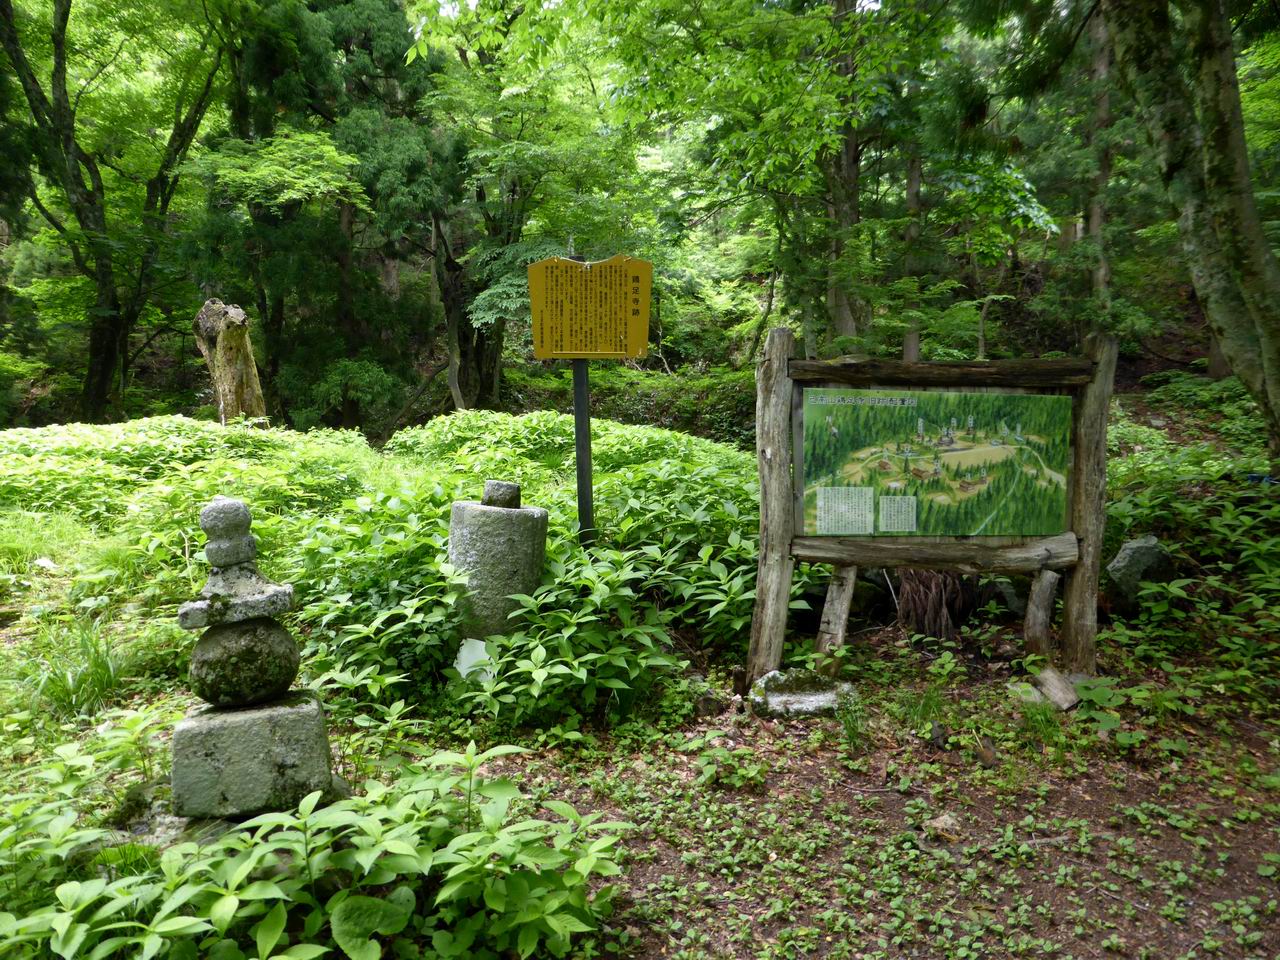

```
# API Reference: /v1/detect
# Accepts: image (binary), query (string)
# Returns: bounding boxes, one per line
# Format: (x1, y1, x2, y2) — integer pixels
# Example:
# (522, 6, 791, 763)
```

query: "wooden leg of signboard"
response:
(572, 358, 595, 547)
(1060, 334, 1117, 675)
(747, 328, 796, 684)
(1023, 568, 1061, 660)
(815, 565, 858, 674)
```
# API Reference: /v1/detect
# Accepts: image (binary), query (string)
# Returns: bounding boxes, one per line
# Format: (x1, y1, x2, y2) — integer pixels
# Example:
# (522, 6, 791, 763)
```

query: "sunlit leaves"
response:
(187, 132, 369, 213)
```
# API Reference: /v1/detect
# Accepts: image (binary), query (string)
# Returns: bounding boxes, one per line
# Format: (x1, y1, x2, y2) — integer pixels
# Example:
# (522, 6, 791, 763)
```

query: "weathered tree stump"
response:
(193, 299, 266, 424)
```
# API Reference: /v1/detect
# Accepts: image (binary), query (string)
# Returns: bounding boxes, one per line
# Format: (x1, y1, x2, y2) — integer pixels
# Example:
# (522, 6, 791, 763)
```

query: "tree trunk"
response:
(435, 227, 503, 410)
(462, 318, 505, 409)
(746, 266, 778, 364)
(193, 299, 267, 423)
(1086, 14, 1112, 312)
(971, 252, 1008, 362)
(1207, 331, 1231, 378)
(81, 271, 126, 421)
(1104, 0, 1280, 472)
(440, 255, 471, 410)
(336, 200, 361, 350)
(824, 147, 860, 340)
(903, 145, 923, 362)
(801, 299, 820, 361)
(824, 0, 861, 343)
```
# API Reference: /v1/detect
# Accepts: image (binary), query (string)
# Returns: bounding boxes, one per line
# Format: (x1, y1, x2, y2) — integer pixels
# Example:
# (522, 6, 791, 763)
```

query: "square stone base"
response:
(172, 691, 335, 818)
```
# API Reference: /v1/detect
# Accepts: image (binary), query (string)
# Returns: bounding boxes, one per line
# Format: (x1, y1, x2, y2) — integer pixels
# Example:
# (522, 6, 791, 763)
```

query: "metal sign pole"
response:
(528, 248, 651, 549)
(572, 357, 595, 546)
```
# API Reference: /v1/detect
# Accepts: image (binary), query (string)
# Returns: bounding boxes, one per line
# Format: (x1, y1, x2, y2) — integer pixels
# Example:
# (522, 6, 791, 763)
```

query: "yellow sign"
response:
(528, 255, 652, 359)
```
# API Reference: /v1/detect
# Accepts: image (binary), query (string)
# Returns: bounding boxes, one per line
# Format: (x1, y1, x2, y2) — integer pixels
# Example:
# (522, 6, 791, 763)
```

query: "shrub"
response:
(1103, 396, 1279, 716)
(500, 365, 757, 449)
(461, 542, 684, 724)
(0, 719, 625, 960)
(0, 412, 787, 727)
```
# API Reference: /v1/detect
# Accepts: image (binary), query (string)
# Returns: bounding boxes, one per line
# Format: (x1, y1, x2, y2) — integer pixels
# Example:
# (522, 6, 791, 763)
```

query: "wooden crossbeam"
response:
(790, 532, 1079, 574)
(788, 358, 1095, 388)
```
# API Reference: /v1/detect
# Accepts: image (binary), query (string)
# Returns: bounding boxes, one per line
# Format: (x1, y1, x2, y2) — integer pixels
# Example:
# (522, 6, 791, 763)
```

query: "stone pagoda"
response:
(171, 496, 337, 818)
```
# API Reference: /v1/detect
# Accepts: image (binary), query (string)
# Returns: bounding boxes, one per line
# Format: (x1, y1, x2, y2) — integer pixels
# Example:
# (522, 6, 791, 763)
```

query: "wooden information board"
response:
(745, 329, 1118, 685)
(528, 255, 652, 359)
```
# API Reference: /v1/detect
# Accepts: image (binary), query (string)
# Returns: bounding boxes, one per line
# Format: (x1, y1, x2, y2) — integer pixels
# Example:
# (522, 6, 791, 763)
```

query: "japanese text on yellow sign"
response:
(528, 255, 652, 359)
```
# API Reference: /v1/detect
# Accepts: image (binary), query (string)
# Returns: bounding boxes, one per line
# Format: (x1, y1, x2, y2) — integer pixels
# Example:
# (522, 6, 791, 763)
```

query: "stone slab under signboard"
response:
(748, 669, 855, 718)
(1033, 666, 1081, 711)
(171, 691, 337, 818)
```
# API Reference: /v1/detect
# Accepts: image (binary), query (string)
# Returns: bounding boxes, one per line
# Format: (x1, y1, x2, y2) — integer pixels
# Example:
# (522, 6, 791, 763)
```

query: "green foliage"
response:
(188, 131, 369, 211)
(503, 365, 757, 450)
(0, 509, 85, 574)
(1103, 390, 1280, 720)
(939, 161, 1058, 264)
(0, 350, 42, 423)
(676, 731, 767, 790)
(461, 544, 684, 724)
(285, 359, 406, 433)
(0, 716, 623, 960)
(693, 744, 767, 791)
(0, 412, 793, 728)
(835, 693, 869, 757)
(1141, 371, 1269, 457)
(2, 618, 190, 718)
(21, 622, 125, 718)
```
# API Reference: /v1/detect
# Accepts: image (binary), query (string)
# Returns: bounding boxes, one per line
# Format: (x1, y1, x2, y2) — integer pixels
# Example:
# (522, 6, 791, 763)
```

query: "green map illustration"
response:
(802, 388, 1072, 537)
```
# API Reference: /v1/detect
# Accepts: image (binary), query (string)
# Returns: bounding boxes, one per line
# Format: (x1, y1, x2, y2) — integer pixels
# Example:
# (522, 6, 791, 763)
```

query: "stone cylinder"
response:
(448, 485, 548, 641)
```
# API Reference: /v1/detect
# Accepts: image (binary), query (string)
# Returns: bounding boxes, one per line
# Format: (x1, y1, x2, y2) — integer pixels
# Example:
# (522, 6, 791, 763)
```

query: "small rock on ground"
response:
(923, 812, 964, 841)
(748, 669, 855, 718)
(1106, 534, 1174, 612)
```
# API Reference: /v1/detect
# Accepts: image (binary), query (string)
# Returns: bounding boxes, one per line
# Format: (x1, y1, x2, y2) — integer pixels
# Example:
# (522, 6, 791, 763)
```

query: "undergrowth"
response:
(0, 382, 1276, 959)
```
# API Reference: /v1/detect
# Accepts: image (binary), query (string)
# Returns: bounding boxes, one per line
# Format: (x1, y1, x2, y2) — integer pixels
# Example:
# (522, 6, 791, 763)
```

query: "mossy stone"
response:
(748, 668, 855, 718)
(189, 617, 299, 707)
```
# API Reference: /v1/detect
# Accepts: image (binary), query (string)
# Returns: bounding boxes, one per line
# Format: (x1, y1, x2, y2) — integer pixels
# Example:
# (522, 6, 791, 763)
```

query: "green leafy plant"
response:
(835, 692, 869, 756)
(0, 724, 626, 960)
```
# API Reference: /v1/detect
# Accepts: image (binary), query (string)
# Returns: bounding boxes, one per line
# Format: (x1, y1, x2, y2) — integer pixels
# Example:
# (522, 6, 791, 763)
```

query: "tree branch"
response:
(27, 188, 90, 277)
(127, 320, 184, 369)
(0, 0, 54, 128)
(72, 36, 127, 116)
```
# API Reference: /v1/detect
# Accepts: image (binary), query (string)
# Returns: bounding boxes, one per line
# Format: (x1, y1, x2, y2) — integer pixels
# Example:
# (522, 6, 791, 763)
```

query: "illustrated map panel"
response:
(802, 388, 1072, 537)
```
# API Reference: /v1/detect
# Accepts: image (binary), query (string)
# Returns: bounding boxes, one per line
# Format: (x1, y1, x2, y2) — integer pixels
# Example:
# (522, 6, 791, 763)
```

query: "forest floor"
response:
(501, 632, 1280, 959)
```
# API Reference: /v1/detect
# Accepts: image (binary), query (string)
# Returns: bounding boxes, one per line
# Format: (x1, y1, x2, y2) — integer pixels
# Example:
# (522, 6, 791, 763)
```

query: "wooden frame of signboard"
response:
(746, 328, 1118, 685)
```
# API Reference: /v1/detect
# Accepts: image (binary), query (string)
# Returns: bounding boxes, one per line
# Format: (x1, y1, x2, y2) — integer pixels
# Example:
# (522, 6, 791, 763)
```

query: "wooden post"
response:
(1060, 334, 1117, 674)
(815, 565, 858, 674)
(572, 358, 595, 546)
(1023, 568, 1061, 659)
(746, 328, 796, 683)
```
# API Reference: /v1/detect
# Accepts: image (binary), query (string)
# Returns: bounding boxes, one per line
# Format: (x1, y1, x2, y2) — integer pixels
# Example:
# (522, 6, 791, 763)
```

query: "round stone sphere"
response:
(189, 617, 299, 707)
(200, 496, 251, 539)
